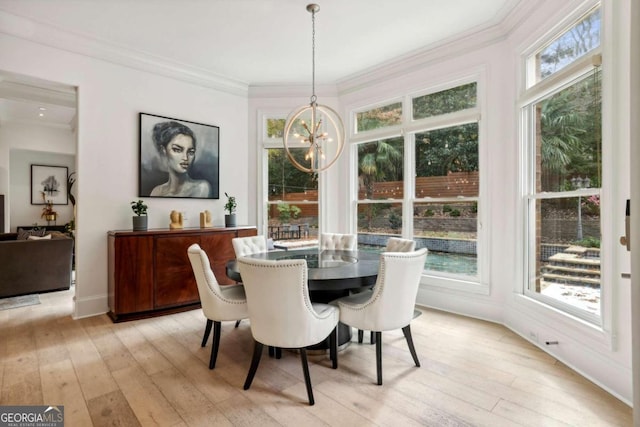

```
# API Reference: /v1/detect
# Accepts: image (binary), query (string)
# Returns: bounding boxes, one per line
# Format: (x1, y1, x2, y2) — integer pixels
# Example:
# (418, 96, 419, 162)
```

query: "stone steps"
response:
(542, 248, 601, 287)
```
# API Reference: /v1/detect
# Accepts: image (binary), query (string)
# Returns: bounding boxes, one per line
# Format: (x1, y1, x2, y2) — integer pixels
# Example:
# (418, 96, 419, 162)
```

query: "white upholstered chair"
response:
(232, 235, 267, 257)
(358, 237, 418, 344)
(320, 233, 357, 251)
(333, 248, 428, 385)
(187, 244, 248, 369)
(385, 237, 416, 252)
(231, 235, 270, 327)
(237, 257, 339, 406)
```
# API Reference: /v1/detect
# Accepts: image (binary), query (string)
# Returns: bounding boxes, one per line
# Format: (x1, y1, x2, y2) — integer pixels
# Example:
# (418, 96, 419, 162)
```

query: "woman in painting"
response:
(150, 121, 212, 197)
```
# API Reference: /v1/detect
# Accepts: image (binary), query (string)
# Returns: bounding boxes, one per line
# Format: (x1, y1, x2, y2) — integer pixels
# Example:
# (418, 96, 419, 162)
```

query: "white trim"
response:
(0, 10, 249, 96)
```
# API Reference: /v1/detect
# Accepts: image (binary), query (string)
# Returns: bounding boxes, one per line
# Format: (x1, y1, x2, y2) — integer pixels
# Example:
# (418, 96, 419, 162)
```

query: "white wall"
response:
(0, 123, 76, 232)
(9, 148, 75, 230)
(0, 29, 249, 319)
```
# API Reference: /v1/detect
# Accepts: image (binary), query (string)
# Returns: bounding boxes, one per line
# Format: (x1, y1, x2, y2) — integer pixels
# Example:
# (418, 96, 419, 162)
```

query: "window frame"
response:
(349, 73, 489, 294)
(259, 110, 320, 238)
(518, 2, 608, 327)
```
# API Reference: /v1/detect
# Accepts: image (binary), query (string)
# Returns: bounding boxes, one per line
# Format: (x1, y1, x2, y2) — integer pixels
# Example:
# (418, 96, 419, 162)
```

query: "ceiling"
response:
(0, 0, 521, 127)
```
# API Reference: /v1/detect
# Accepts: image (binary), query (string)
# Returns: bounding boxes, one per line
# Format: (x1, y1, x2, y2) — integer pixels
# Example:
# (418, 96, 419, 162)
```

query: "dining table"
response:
(226, 248, 380, 350)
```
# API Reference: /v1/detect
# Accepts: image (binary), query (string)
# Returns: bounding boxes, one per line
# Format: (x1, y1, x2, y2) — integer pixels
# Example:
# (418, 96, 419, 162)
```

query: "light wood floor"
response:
(0, 287, 632, 426)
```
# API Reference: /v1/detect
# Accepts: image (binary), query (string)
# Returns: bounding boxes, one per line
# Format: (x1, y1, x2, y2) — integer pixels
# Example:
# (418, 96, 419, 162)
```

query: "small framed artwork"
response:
(139, 113, 220, 199)
(31, 164, 68, 205)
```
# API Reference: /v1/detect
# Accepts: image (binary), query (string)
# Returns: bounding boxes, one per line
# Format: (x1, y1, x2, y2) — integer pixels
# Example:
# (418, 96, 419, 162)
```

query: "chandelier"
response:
(283, 3, 345, 174)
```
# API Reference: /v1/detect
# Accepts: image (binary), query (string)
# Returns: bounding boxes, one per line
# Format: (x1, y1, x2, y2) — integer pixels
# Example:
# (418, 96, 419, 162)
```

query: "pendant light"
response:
(283, 3, 345, 174)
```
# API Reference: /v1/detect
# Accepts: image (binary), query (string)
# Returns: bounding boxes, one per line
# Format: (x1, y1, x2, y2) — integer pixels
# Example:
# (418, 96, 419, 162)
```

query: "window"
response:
(355, 101, 402, 133)
(263, 117, 318, 245)
(352, 80, 483, 287)
(413, 88, 479, 280)
(413, 82, 477, 119)
(521, 6, 602, 323)
(526, 7, 600, 87)
(356, 137, 404, 243)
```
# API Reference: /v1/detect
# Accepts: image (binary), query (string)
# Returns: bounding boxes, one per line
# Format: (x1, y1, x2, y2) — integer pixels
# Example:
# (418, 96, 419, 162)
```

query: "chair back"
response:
(385, 237, 416, 252)
(187, 244, 247, 320)
(232, 235, 267, 257)
(320, 233, 357, 251)
(238, 257, 334, 348)
(363, 248, 427, 331)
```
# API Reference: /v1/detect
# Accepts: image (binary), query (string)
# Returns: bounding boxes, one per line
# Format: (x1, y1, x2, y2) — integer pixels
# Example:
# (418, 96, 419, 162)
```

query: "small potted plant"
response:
(131, 199, 148, 231)
(224, 192, 237, 227)
(40, 191, 57, 223)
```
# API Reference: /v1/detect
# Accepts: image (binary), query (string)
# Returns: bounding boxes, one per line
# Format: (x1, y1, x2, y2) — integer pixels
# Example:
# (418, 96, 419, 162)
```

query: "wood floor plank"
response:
(57, 316, 119, 401)
(112, 320, 174, 376)
(112, 366, 184, 427)
(39, 359, 93, 426)
(1, 287, 631, 426)
(87, 389, 142, 427)
(150, 366, 233, 427)
(0, 369, 43, 406)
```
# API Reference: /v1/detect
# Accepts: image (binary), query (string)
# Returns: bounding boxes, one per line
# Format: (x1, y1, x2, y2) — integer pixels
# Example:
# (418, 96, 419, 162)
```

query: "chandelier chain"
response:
(311, 7, 316, 104)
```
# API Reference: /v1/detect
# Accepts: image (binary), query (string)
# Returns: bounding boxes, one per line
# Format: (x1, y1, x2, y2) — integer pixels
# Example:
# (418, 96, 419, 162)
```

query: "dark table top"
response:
(226, 249, 380, 291)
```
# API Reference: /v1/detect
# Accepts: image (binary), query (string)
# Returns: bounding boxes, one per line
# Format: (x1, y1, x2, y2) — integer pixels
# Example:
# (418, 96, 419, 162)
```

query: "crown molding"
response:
(0, 10, 249, 97)
(335, 0, 542, 96)
(0, 80, 76, 108)
(248, 83, 338, 99)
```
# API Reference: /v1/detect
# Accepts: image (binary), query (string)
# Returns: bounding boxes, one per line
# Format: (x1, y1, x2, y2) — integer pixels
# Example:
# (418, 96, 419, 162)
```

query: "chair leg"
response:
(370, 331, 376, 345)
(375, 331, 383, 385)
(299, 348, 315, 405)
(201, 319, 213, 347)
(275, 347, 282, 359)
(235, 320, 241, 328)
(402, 325, 420, 367)
(329, 326, 338, 369)
(244, 340, 264, 390)
(209, 321, 222, 369)
(357, 329, 364, 343)
(268, 346, 274, 357)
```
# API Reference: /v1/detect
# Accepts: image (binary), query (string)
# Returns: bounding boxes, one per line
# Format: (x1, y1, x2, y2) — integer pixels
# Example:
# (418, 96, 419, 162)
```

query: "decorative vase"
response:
(225, 214, 236, 227)
(133, 215, 148, 231)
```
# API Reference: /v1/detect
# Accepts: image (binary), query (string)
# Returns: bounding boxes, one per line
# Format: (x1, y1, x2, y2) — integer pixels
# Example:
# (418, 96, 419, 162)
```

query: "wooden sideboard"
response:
(108, 226, 257, 322)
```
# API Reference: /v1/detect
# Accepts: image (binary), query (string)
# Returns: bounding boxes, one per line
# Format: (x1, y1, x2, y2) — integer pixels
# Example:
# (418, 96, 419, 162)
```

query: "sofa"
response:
(0, 231, 74, 298)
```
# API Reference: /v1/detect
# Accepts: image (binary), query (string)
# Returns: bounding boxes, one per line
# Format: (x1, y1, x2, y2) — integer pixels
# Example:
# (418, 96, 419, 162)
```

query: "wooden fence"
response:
(359, 171, 479, 199)
(267, 171, 479, 220)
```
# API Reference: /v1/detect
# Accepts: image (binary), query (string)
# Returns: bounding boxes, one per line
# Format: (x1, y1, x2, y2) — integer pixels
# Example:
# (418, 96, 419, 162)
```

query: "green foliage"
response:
(277, 203, 301, 222)
(413, 82, 477, 119)
(131, 200, 148, 216)
(357, 102, 402, 132)
(449, 209, 461, 217)
(423, 209, 434, 217)
(539, 69, 601, 191)
(359, 204, 382, 231)
(224, 192, 237, 214)
(471, 202, 478, 213)
(415, 123, 479, 177)
(267, 148, 318, 198)
(358, 137, 404, 200)
(442, 205, 452, 213)
(266, 118, 285, 138)
(388, 210, 402, 230)
(574, 236, 600, 248)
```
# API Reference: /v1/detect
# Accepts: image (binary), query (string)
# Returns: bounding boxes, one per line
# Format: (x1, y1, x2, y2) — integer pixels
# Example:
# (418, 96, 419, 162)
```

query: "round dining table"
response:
(226, 248, 380, 349)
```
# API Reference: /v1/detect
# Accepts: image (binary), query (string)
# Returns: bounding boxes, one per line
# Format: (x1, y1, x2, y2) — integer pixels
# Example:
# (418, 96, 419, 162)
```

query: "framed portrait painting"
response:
(138, 113, 220, 199)
(31, 164, 68, 205)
